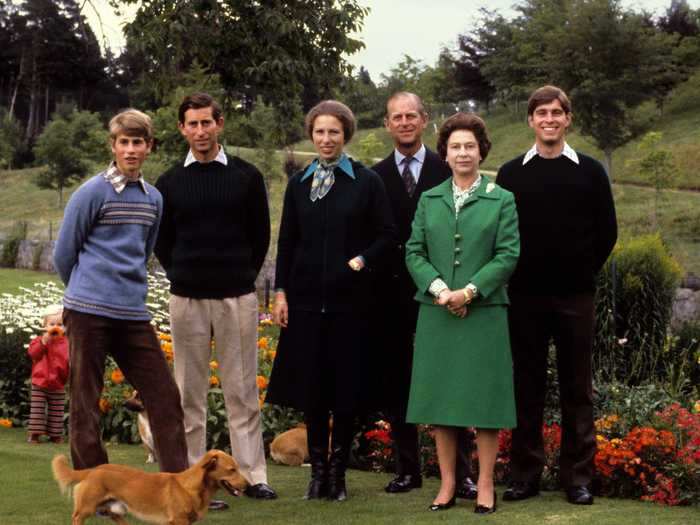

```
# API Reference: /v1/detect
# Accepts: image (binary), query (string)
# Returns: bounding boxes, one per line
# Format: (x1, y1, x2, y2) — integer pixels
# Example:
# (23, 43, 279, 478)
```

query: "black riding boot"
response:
(304, 414, 329, 500)
(327, 414, 354, 501)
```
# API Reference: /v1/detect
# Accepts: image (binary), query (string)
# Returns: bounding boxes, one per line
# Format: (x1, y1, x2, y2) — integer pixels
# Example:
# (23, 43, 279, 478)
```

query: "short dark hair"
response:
(178, 92, 223, 124)
(305, 100, 356, 143)
(436, 112, 492, 163)
(527, 85, 572, 116)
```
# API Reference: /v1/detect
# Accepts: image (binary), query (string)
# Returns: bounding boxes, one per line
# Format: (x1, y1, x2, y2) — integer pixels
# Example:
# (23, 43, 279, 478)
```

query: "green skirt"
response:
(406, 303, 516, 428)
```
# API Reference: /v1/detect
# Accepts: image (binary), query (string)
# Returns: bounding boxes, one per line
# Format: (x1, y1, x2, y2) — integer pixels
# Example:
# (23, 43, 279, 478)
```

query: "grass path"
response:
(1, 428, 697, 524)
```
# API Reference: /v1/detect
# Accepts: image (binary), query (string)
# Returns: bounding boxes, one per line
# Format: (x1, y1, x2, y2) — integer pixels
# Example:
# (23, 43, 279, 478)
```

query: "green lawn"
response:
(0, 268, 60, 295)
(1, 428, 697, 524)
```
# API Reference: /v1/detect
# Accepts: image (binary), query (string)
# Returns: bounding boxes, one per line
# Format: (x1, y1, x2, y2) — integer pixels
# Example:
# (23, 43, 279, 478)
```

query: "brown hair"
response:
(108, 109, 154, 142)
(305, 100, 356, 143)
(178, 92, 223, 124)
(386, 91, 427, 118)
(436, 112, 492, 162)
(527, 85, 572, 116)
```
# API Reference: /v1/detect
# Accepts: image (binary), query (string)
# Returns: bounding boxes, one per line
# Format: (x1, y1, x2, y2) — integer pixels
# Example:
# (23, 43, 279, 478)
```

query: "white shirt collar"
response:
(184, 145, 228, 167)
(394, 143, 426, 168)
(522, 141, 579, 165)
(103, 161, 148, 194)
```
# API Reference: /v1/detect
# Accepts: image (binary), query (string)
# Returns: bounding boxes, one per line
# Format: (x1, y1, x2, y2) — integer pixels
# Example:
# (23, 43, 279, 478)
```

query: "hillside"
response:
(1, 73, 698, 273)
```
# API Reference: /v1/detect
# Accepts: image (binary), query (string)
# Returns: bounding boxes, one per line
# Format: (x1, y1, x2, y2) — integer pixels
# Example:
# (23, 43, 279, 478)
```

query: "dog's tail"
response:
(52, 454, 89, 495)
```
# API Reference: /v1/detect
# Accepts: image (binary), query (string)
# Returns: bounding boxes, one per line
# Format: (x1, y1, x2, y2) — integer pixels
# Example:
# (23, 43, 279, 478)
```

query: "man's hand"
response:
(273, 292, 289, 328)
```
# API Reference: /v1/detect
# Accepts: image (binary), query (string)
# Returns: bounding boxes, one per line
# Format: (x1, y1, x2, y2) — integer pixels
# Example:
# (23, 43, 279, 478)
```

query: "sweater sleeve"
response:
(357, 172, 397, 268)
(53, 180, 101, 285)
(246, 166, 271, 275)
(274, 178, 299, 291)
(145, 189, 163, 261)
(153, 174, 174, 271)
(592, 165, 618, 273)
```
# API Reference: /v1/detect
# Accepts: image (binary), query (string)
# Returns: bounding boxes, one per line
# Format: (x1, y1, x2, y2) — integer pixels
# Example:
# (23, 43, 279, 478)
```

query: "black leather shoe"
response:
(474, 491, 497, 514)
(565, 485, 594, 505)
(208, 499, 229, 511)
(428, 495, 456, 511)
(456, 476, 478, 500)
(245, 483, 278, 499)
(502, 481, 539, 501)
(385, 474, 423, 493)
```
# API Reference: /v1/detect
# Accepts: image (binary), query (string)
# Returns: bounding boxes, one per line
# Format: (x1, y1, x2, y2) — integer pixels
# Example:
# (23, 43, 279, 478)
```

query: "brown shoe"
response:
(27, 434, 41, 444)
(50, 436, 64, 444)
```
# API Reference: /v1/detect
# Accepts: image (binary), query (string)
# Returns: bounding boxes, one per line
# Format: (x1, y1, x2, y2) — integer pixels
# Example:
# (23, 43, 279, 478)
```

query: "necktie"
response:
(402, 156, 416, 196)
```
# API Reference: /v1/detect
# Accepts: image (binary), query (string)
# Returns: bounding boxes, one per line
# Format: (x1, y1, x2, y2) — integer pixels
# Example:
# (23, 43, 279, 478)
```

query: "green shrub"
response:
(1, 221, 27, 268)
(594, 234, 683, 384)
(0, 326, 32, 425)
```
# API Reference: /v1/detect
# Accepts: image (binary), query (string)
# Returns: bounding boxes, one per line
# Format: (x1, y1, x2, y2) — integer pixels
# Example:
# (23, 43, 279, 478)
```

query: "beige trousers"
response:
(170, 293, 267, 484)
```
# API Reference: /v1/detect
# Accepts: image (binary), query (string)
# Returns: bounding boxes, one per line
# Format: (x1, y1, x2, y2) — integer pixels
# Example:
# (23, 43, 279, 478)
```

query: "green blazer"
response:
(405, 177, 520, 306)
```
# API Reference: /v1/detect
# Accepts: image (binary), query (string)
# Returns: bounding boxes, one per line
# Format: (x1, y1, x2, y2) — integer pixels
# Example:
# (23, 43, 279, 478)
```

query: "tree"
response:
(354, 132, 384, 166)
(116, 0, 367, 148)
(336, 67, 384, 128)
(467, 0, 685, 176)
(627, 131, 677, 229)
(0, 108, 23, 169)
(34, 108, 107, 206)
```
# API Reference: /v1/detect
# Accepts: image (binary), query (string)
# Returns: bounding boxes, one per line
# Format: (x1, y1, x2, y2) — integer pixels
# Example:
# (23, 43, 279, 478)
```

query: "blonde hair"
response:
(109, 109, 154, 143)
(42, 304, 63, 325)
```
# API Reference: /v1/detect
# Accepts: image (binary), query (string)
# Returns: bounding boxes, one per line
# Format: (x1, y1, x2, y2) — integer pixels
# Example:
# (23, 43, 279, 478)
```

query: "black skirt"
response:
(266, 309, 373, 414)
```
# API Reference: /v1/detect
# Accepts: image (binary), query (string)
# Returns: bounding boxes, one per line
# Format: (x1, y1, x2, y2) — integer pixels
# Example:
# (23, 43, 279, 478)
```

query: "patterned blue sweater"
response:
(54, 172, 162, 320)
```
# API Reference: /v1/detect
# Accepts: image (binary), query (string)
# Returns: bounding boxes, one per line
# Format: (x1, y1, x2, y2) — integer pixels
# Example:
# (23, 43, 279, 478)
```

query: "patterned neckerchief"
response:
(452, 174, 482, 216)
(103, 161, 148, 194)
(309, 157, 341, 202)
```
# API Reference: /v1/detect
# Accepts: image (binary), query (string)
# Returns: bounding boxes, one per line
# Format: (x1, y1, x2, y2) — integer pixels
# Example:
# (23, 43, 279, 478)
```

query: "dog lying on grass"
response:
(269, 423, 309, 466)
(52, 449, 248, 524)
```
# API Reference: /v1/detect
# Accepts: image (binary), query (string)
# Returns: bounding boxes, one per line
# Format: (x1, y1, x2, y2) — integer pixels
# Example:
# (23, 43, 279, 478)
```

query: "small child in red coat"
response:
(27, 305, 69, 444)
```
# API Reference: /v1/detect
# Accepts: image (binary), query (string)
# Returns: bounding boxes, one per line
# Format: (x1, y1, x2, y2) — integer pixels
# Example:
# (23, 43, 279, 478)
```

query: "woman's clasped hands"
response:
(435, 287, 474, 318)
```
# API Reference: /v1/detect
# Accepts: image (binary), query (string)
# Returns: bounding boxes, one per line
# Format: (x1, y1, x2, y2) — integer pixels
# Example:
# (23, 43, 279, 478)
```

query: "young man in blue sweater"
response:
(54, 109, 188, 473)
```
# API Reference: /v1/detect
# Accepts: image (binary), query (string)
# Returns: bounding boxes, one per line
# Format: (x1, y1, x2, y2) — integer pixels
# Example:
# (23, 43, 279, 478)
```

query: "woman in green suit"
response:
(405, 113, 519, 514)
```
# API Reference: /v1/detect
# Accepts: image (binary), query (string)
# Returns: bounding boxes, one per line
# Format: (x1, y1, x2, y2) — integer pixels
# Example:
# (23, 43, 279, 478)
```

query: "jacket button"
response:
(455, 247, 461, 253)
(454, 233, 461, 240)
(454, 260, 461, 267)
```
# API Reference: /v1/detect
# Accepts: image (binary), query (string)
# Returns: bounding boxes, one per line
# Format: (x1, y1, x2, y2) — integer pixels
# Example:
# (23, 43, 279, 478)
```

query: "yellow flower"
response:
(257, 337, 269, 350)
(694, 400, 700, 414)
(0, 418, 12, 428)
(210, 375, 220, 387)
(209, 360, 219, 370)
(110, 369, 124, 385)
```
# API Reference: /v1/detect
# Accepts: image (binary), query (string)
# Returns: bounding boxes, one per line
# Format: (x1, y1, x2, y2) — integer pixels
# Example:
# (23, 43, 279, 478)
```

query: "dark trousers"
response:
(388, 416, 474, 479)
(64, 309, 188, 473)
(508, 292, 596, 488)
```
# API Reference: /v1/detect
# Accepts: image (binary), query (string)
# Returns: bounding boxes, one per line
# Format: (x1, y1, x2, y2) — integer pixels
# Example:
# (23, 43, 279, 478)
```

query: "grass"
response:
(1, 427, 697, 524)
(0, 268, 60, 295)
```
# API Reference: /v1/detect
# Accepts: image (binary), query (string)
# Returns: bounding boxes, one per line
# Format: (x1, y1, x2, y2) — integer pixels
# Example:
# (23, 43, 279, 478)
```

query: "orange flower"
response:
(209, 360, 219, 370)
(210, 375, 220, 387)
(0, 418, 12, 428)
(256, 375, 268, 390)
(158, 332, 171, 341)
(257, 337, 269, 350)
(110, 369, 124, 384)
(99, 398, 111, 413)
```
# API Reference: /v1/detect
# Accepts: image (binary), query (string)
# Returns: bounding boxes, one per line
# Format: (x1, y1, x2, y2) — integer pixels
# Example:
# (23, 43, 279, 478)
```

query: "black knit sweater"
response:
(496, 152, 617, 295)
(154, 155, 270, 298)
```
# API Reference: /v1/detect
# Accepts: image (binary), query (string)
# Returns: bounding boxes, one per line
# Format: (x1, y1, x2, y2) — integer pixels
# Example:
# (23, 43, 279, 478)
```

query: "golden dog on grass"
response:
(52, 449, 248, 524)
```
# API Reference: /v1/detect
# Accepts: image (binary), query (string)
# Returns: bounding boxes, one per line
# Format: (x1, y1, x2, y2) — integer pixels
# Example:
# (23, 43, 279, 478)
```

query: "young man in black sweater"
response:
(155, 93, 276, 508)
(496, 85, 617, 506)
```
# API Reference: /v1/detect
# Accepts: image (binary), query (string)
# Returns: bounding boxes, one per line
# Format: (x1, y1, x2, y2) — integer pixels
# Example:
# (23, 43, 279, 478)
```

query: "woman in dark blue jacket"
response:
(266, 100, 395, 501)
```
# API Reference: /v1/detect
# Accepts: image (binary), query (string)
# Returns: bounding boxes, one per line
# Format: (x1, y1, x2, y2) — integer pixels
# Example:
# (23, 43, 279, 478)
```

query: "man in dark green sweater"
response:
(496, 85, 617, 506)
(155, 93, 276, 507)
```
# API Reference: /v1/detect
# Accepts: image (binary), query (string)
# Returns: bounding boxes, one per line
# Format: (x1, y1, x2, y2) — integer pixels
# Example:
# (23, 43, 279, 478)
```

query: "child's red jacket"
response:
(27, 336, 69, 391)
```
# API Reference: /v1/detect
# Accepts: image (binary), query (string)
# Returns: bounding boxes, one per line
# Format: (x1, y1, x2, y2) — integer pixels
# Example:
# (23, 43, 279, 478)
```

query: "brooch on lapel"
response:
(486, 182, 496, 193)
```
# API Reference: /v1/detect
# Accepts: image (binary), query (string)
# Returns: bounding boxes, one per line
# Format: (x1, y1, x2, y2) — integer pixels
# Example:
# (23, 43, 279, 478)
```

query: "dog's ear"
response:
(203, 455, 218, 471)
